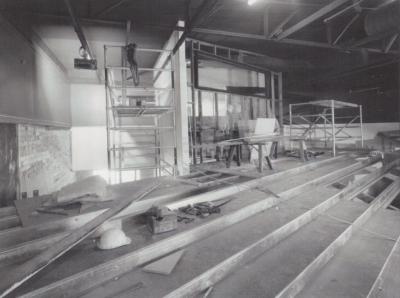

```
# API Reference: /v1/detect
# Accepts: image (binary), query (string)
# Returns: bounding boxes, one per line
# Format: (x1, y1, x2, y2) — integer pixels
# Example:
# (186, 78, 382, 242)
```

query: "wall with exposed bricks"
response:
(18, 124, 76, 198)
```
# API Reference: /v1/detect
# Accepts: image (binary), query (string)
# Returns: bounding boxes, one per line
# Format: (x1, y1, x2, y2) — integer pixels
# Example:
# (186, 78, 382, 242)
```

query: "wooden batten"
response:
(1, 157, 368, 263)
(17, 157, 380, 298)
(163, 164, 400, 297)
(366, 232, 400, 298)
(275, 176, 400, 298)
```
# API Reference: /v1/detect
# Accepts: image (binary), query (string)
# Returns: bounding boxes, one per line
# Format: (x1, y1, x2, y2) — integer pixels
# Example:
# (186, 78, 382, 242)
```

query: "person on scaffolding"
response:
(125, 43, 140, 86)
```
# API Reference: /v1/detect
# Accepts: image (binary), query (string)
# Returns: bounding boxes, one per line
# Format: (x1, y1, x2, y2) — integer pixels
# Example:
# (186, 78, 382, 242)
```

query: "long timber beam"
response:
(276, 174, 400, 297)
(366, 232, 400, 298)
(0, 157, 371, 263)
(163, 160, 400, 297)
(17, 157, 383, 298)
(0, 156, 345, 250)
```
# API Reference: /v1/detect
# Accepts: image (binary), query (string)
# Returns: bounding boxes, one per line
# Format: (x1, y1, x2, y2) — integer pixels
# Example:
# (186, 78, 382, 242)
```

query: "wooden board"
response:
(0, 157, 342, 248)
(17, 157, 376, 298)
(367, 233, 400, 298)
(0, 124, 18, 207)
(163, 166, 399, 297)
(276, 176, 400, 298)
(14, 196, 53, 227)
(143, 250, 185, 275)
(0, 206, 16, 217)
(0, 182, 160, 298)
(0, 156, 371, 264)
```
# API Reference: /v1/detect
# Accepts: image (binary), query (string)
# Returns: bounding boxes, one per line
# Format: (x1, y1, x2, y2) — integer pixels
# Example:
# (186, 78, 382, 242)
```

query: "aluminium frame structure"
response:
(187, 39, 283, 164)
(289, 99, 364, 156)
(104, 45, 177, 184)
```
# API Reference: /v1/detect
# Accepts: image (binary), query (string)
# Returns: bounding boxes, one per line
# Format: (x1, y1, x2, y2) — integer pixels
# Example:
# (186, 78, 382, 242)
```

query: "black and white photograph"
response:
(0, 0, 399, 297)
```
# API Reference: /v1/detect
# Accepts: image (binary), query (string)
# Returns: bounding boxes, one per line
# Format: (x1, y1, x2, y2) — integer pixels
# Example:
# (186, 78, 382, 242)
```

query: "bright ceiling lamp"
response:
(248, 0, 258, 5)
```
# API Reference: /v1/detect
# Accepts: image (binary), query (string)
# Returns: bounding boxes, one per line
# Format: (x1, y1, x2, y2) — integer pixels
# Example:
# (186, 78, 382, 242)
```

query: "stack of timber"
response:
(0, 153, 399, 298)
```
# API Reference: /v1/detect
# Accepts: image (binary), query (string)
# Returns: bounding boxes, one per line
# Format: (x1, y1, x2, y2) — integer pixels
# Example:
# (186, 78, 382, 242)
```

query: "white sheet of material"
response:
(250, 118, 279, 162)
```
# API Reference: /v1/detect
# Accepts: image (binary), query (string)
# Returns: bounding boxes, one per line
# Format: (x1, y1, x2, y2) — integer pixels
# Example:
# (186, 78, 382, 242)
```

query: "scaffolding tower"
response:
(289, 100, 363, 156)
(104, 45, 177, 184)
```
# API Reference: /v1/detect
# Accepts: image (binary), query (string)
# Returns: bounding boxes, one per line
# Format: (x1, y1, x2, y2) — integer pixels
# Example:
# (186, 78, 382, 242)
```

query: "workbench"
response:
(217, 135, 307, 172)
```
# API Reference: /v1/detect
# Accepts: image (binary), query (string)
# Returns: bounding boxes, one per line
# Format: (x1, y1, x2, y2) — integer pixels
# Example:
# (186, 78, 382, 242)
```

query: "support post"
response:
(278, 72, 284, 134)
(289, 104, 293, 150)
(190, 41, 197, 165)
(331, 100, 336, 156)
(270, 73, 276, 117)
(173, 20, 190, 175)
(360, 105, 364, 148)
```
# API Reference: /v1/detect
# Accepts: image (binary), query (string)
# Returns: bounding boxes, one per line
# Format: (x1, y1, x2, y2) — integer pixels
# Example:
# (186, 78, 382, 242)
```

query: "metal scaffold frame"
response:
(104, 45, 177, 184)
(289, 99, 364, 156)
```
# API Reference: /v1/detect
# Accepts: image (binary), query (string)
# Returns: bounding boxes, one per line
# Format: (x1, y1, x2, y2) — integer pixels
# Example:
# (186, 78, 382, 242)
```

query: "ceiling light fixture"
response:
(248, 0, 258, 6)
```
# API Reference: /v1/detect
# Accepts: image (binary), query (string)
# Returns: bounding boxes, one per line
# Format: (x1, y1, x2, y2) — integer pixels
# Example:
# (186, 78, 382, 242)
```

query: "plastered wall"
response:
(0, 14, 71, 127)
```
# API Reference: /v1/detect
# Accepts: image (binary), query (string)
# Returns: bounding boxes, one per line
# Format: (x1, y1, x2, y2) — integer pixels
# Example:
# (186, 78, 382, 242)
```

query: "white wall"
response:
(71, 84, 106, 126)
(70, 83, 107, 171)
(0, 14, 70, 127)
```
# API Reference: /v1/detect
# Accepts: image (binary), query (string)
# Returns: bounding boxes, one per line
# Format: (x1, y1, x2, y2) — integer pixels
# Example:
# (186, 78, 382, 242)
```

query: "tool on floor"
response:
(177, 215, 195, 224)
(146, 206, 177, 234)
(36, 201, 83, 216)
(179, 199, 231, 219)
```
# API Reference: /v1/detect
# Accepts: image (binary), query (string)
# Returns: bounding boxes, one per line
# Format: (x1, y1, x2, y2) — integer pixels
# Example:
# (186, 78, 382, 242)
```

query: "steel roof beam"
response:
(276, 0, 351, 40)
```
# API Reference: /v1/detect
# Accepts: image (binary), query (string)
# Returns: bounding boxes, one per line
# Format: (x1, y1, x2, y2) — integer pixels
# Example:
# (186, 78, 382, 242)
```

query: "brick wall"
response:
(18, 124, 76, 198)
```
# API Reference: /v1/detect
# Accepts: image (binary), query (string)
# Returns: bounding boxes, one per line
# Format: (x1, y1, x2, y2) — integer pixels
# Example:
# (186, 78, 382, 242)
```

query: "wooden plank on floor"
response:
(166, 157, 371, 210)
(0, 157, 374, 263)
(0, 157, 348, 250)
(0, 215, 20, 231)
(163, 165, 399, 297)
(0, 206, 16, 217)
(0, 185, 212, 251)
(17, 158, 383, 298)
(275, 176, 400, 298)
(0, 183, 160, 298)
(14, 196, 53, 227)
(367, 233, 400, 298)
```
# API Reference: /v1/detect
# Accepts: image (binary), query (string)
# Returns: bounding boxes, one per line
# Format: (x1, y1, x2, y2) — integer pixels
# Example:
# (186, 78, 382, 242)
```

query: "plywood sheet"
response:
(143, 250, 185, 275)
(14, 195, 53, 227)
(0, 124, 17, 207)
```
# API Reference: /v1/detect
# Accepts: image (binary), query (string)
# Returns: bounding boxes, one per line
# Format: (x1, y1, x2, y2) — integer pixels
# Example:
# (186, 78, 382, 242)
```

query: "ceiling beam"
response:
(251, 1, 324, 8)
(172, 0, 220, 54)
(333, 13, 360, 45)
(268, 11, 297, 39)
(323, 0, 364, 23)
(0, 10, 187, 32)
(63, 0, 94, 60)
(383, 33, 399, 54)
(276, 0, 351, 40)
(94, 0, 129, 17)
(191, 27, 399, 55)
